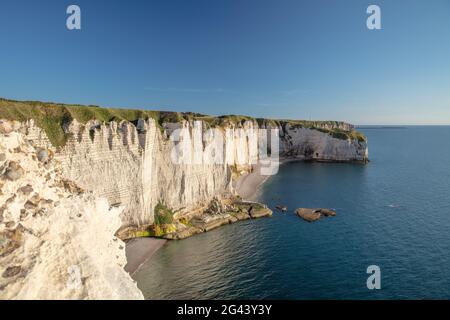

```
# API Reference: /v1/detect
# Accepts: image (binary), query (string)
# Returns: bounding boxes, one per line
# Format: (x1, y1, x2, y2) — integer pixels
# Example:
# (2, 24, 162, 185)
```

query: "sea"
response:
(133, 126, 450, 299)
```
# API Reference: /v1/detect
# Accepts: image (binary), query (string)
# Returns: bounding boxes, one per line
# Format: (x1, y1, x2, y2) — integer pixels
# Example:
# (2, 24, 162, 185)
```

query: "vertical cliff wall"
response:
(0, 101, 369, 300)
(17, 117, 367, 228)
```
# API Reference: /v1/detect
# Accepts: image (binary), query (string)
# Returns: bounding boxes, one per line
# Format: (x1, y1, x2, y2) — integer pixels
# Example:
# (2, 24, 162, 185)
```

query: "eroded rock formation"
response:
(0, 100, 367, 299)
(18, 118, 367, 228)
(0, 132, 143, 299)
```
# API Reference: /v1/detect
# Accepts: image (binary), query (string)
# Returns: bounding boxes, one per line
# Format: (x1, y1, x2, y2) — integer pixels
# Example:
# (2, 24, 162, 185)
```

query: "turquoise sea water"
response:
(133, 126, 450, 299)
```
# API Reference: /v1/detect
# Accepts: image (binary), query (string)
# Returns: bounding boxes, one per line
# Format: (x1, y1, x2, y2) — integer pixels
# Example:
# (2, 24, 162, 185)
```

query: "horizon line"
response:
(2, 96, 450, 127)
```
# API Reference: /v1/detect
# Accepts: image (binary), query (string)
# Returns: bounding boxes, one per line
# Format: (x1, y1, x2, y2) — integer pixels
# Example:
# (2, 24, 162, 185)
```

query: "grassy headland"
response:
(0, 98, 366, 147)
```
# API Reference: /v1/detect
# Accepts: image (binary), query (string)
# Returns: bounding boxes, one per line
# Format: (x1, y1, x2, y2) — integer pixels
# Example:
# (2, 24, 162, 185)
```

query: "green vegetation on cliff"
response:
(315, 128, 366, 142)
(151, 202, 177, 237)
(153, 202, 174, 226)
(0, 97, 366, 147)
(0, 98, 200, 147)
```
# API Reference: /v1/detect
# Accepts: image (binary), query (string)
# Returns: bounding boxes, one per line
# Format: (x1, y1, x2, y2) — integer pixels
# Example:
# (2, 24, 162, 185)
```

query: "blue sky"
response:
(0, 0, 449, 124)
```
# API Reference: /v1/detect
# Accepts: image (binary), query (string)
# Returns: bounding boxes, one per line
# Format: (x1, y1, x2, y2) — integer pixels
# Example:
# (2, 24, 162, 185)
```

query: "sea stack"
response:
(295, 208, 336, 222)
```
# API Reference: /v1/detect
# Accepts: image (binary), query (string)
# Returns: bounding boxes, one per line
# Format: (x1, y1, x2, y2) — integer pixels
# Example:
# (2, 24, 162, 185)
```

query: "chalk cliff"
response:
(0, 99, 368, 299)
(17, 117, 367, 227)
(0, 131, 143, 299)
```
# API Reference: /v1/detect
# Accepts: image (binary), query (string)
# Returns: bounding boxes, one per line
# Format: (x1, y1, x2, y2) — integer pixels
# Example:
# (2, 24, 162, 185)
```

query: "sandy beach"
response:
(234, 163, 275, 200)
(234, 159, 298, 200)
(125, 238, 167, 275)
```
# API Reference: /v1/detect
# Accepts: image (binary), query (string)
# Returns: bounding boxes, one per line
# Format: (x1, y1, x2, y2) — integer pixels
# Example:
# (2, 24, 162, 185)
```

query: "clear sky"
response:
(1, 0, 449, 124)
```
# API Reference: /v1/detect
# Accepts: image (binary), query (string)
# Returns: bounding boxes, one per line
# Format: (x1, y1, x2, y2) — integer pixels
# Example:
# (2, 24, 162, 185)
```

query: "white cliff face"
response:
(18, 118, 367, 227)
(279, 124, 368, 162)
(0, 117, 367, 299)
(0, 132, 143, 300)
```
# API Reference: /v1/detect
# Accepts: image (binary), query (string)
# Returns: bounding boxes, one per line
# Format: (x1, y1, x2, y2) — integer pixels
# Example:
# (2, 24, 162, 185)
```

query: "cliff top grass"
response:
(315, 127, 366, 143)
(0, 97, 366, 147)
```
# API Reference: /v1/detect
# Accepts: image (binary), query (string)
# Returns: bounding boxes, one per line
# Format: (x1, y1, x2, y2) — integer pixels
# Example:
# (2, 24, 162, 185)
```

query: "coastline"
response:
(125, 160, 288, 276)
(125, 156, 363, 277)
(125, 162, 277, 276)
(233, 163, 272, 201)
(233, 158, 300, 201)
(124, 238, 167, 276)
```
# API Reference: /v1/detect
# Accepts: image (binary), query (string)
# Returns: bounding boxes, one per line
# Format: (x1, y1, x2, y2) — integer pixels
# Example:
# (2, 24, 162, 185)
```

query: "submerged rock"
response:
(275, 205, 288, 212)
(319, 208, 336, 217)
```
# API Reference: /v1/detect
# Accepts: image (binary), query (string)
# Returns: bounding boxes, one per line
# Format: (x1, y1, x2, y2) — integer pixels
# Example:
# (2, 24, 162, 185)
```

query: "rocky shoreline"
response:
(0, 102, 368, 298)
(120, 196, 272, 242)
(164, 200, 272, 240)
(123, 197, 272, 276)
(124, 160, 342, 273)
(123, 165, 276, 275)
(123, 164, 275, 275)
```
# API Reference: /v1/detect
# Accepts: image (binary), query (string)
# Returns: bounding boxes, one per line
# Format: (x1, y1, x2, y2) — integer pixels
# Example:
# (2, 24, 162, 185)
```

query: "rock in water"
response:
(249, 204, 272, 218)
(275, 205, 288, 212)
(319, 208, 336, 217)
(295, 208, 336, 222)
(295, 208, 322, 222)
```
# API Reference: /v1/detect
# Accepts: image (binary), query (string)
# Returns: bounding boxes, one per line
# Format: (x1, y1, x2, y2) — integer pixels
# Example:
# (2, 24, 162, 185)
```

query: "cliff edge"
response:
(0, 130, 143, 299)
(0, 98, 368, 228)
(0, 98, 367, 299)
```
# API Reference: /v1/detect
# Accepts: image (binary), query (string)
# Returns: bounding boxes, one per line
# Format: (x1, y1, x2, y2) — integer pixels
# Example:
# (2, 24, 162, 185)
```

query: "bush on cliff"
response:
(154, 202, 174, 226)
(151, 202, 177, 237)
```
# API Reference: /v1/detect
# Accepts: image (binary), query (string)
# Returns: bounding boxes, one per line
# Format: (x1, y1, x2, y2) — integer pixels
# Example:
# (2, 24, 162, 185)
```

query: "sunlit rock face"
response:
(19, 119, 367, 227)
(0, 118, 366, 299)
(279, 124, 368, 162)
(0, 132, 143, 300)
